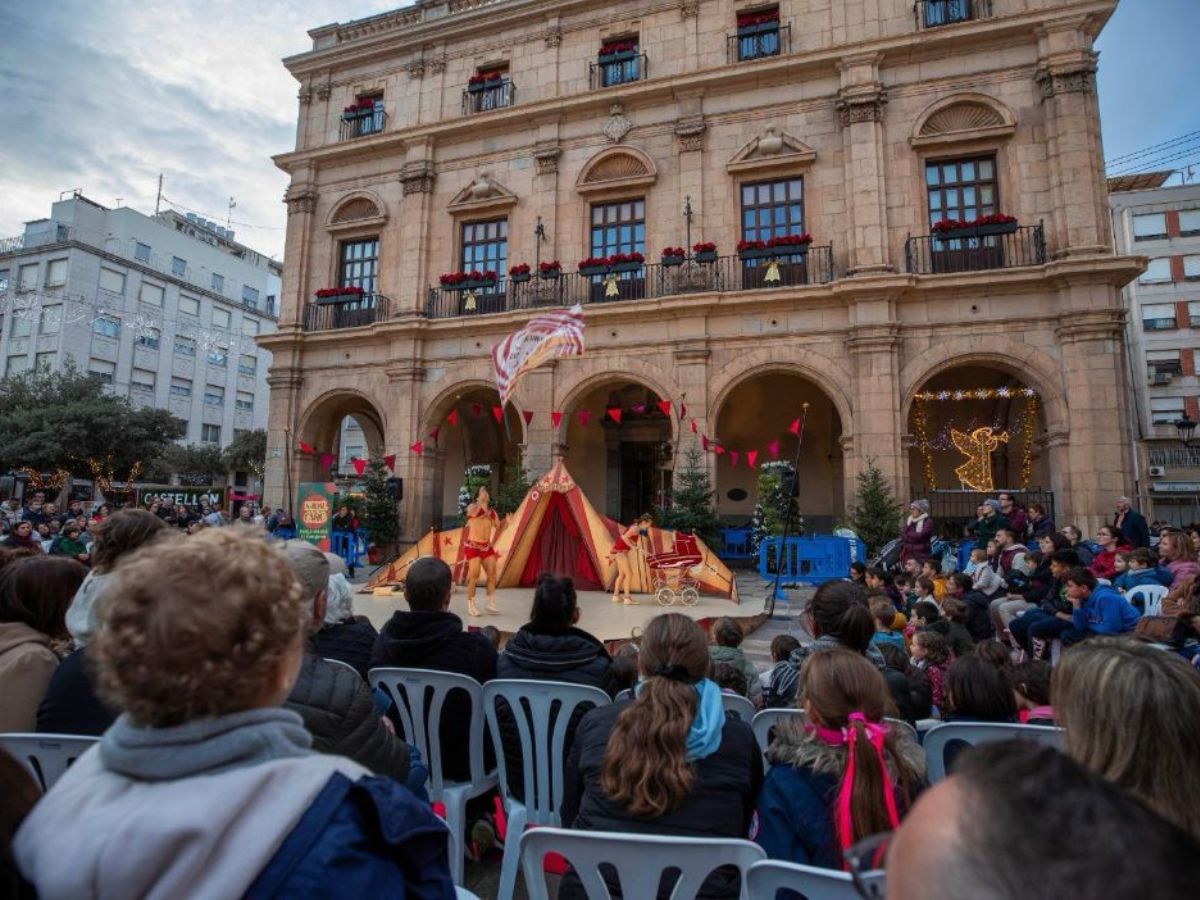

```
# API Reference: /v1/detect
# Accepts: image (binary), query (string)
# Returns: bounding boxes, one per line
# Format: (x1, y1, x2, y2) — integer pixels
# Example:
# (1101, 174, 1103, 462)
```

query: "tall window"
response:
(340, 239, 379, 295)
(211, 272, 225, 292)
(597, 37, 641, 87)
(590, 199, 645, 259)
(134, 242, 151, 263)
(171, 256, 187, 277)
(926, 156, 997, 228)
(201, 423, 222, 445)
(740, 178, 805, 244)
(460, 220, 508, 275)
(736, 6, 781, 61)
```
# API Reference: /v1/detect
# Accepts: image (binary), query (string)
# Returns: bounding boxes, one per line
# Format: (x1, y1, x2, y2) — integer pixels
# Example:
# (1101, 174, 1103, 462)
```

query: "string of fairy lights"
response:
(913, 388, 1040, 491)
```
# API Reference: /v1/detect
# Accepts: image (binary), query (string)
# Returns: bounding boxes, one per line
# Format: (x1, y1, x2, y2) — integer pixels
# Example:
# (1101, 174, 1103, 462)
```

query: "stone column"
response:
(386, 363, 427, 541)
(397, 145, 437, 316)
(281, 174, 317, 329)
(1036, 21, 1109, 257)
(264, 367, 303, 514)
(518, 364, 557, 478)
(836, 53, 891, 276)
(673, 340, 711, 484)
(846, 310, 906, 502)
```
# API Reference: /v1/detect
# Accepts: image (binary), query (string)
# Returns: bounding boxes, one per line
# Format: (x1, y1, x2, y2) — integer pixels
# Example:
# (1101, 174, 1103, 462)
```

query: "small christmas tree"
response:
(848, 458, 903, 556)
(493, 464, 532, 517)
(658, 442, 721, 546)
(360, 457, 400, 551)
(751, 460, 802, 557)
(458, 464, 493, 521)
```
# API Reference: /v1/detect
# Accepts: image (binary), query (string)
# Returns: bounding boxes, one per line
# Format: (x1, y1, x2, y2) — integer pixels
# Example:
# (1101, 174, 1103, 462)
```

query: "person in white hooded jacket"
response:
(14, 528, 454, 900)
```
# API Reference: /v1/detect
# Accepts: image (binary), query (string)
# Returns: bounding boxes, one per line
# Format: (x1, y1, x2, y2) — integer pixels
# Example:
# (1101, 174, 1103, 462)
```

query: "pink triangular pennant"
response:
(746, 450, 759, 469)
(730, 451, 740, 468)
(713, 444, 725, 456)
(352, 457, 367, 477)
(768, 439, 780, 459)
(383, 454, 396, 471)
(680, 404, 687, 418)
(607, 407, 623, 424)
(690, 420, 698, 434)
(319, 452, 334, 471)
(551, 411, 563, 429)
(702, 435, 710, 451)
(522, 410, 534, 426)
(789, 418, 801, 436)
(578, 410, 591, 427)
(447, 409, 459, 427)
(429, 426, 441, 443)
(409, 440, 424, 456)
(657, 400, 672, 417)
(491, 405, 503, 423)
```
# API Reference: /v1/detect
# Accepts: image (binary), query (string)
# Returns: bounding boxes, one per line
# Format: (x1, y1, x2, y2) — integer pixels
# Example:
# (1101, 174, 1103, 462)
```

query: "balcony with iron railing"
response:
(462, 79, 515, 115)
(589, 52, 647, 90)
(914, 0, 991, 28)
(727, 23, 791, 63)
(338, 105, 387, 141)
(303, 292, 389, 331)
(904, 223, 1046, 275)
(424, 248, 834, 320)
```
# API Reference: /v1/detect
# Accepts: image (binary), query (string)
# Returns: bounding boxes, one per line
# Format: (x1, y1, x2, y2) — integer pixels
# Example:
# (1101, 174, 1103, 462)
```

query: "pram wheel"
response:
(680, 587, 699, 607)
(656, 587, 676, 607)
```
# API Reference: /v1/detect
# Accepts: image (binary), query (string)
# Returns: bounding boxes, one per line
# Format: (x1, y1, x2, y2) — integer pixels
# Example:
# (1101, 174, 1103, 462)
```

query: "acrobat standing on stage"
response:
(464, 486, 501, 617)
(608, 513, 652, 606)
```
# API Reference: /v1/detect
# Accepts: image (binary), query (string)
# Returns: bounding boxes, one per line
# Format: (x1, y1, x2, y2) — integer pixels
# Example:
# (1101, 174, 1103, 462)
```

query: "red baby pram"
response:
(646, 532, 703, 607)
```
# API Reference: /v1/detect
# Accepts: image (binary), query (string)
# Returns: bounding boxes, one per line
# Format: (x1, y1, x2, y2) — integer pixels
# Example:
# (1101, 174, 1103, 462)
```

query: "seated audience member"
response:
(1009, 549, 1079, 659)
(910, 630, 951, 713)
(864, 567, 904, 611)
(12, 529, 454, 897)
(309, 572, 378, 680)
(1054, 567, 1140, 645)
(1157, 529, 1200, 591)
(0, 522, 41, 553)
(560, 613, 762, 900)
(1008, 660, 1054, 725)
(50, 524, 90, 564)
(755, 649, 925, 869)
(371, 556, 498, 782)
(713, 661, 749, 701)
(885, 741, 1200, 900)
(848, 561, 866, 585)
(479, 625, 502, 651)
(761, 634, 802, 708)
(993, 528, 1028, 583)
(1088, 526, 1131, 582)
(943, 656, 1017, 723)
(1115, 547, 1163, 596)
(920, 558, 946, 601)
(1061, 526, 1095, 566)
(498, 574, 614, 692)
(875, 643, 934, 724)
(1054, 637, 1200, 844)
(869, 597, 906, 652)
(0, 556, 87, 731)
(989, 551, 1041, 638)
(708, 616, 764, 708)
(912, 599, 974, 659)
(893, 574, 915, 612)
(1, 747, 39, 899)
(967, 548, 1003, 598)
(974, 640, 1013, 674)
(944, 574, 993, 642)
(609, 643, 639, 696)
(282, 541, 410, 784)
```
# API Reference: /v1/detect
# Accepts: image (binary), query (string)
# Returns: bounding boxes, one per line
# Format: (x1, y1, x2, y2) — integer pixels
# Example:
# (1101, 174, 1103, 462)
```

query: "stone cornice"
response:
(845, 324, 902, 355)
(1054, 309, 1125, 344)
(385, 364, 426, 382)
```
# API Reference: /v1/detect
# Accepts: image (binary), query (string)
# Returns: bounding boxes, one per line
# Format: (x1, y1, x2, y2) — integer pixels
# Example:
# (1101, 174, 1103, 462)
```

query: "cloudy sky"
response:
(0, 0, 1197, 261)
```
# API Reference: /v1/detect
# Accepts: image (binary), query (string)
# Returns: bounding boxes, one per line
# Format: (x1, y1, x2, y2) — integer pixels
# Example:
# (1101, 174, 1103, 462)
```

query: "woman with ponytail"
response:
(559, 613, 762, 899)
(754, 649, 925, 869)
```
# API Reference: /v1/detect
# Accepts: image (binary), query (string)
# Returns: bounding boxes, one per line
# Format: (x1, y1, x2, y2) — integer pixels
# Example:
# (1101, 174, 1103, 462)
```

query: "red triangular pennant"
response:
(297, 441, 316, 454)
(383, 454, 396, 471)
(607, 407, 623, 424)
(551, 411, 563, 429)
(789, 418, 801, 435)
(491, 405, 503, 423)
(578, 410, 591, 427)
(319, 452, 334, 471)
(768, 439, 780, 459)
(447, 409, 459, 427)
(746, 450, 759, 469)
(410, 441, 424, 456)
(657, 400, 672, 417)
(680, 404, 687, 418)
(690, 420, 698, 434)
(702, 435, 710, 451)
(352, 457, 367, 477)
(470, 402, 483, 417)
(730, 451, 740, 468)
(522, 410, 534, 426)
(713, 444, 725, 456)
(429, 426, 441, 443)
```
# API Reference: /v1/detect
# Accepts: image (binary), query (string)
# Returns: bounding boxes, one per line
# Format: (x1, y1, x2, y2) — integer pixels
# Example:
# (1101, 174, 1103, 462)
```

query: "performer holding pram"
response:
(464, 486, 501, 617)
(608, 513, 652, 605)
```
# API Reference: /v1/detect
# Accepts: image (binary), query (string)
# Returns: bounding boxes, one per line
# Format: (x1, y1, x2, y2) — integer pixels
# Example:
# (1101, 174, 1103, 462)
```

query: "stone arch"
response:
(910, 92, 1017, 146)
(576, 146, 658, 195)
(295, 387, 387, 481)
(421, 378, 526, 443)
(554, 360, 680, 444)
(708, 348, 855, 437)
(326, 191, 387, 227)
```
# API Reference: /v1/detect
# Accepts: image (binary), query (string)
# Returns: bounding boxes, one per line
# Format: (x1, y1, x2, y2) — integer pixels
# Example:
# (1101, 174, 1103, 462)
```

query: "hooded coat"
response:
(0, 622, 59, 732)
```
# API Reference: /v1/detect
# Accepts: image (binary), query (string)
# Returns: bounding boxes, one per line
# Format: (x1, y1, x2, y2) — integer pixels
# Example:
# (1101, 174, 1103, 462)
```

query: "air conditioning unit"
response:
(1148, 465, 1167, 477)
(1151, 372, 1173, 385)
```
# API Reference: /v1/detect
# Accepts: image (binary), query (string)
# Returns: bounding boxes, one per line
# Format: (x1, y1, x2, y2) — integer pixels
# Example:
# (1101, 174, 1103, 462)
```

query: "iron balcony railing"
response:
(904, 223, 1046, 275)
(727, 23, 791, 63)
(303, 292, 389, 331)
(914, 0, 991, 28)
(423, 247, 834, 319)
(338, 107, 387, 141)
(462, 79, 515, 114)
(589, 52, 647, 90)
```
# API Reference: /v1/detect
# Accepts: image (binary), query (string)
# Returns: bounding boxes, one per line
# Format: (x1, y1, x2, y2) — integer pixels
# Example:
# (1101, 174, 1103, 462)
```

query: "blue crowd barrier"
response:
(719, 527, 754, 561)
(330, 528, 369, 570)
(759, 535, 859, 597)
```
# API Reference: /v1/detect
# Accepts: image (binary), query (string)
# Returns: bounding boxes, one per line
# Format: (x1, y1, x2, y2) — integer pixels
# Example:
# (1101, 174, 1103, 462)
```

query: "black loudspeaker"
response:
(386, 477, 403, 502)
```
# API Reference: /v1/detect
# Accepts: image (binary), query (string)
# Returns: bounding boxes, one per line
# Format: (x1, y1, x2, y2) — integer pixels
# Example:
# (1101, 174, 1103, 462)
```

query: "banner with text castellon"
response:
(137, 486, 227, 509)
(296, 482, 337, 550)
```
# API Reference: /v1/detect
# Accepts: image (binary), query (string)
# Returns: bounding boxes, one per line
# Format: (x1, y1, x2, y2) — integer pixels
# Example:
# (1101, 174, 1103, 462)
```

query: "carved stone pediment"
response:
(726, 125, 816, 175)
(446, 173, 519, 215)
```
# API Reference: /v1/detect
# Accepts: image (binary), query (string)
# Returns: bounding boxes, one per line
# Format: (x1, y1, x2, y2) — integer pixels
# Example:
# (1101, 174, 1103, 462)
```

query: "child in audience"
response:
(968, 548, 1003, 598)
(943, 655, 1018, 723)
(754, 649, 925, 869)
(713, 661, 749, 699)
(609, 643, 639, 695)
(479, 625, 502, 650)
(910, 629, 951, 713)
(894, 574, 915, 612)
(946, 574, 994, 642)
(912, 599, 974, 658)
(975, 640, 1014, 674)
(761, 634, 801, 709)
(849, 561, 867, 585)
(876, 644, 934, 724)
(1009, 660, 1054, 725)
(1115, 547, 1165, 596)
(870, 597, 907, 652)
(865, 566, 905, 613)
(921, 558, 947, 601)
(708, 617, 764, 708)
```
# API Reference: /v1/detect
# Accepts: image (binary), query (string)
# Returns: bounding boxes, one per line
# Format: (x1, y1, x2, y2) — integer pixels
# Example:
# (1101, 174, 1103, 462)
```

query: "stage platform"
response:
(355, 585, 770, 646)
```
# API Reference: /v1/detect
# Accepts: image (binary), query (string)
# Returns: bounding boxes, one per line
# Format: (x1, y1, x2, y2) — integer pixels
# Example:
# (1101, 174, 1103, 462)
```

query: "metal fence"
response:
(904, 223, 1046, 275)
(302, 293, 390, 331)
(926, 489, 1055, 539)
(914, 0, 991, 29)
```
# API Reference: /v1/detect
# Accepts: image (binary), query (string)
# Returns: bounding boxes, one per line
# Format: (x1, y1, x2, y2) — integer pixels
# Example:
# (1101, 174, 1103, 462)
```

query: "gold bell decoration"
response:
(764, 260, 782, 284)
(603, 273, 620, 298)
(463, 290, 477, 311)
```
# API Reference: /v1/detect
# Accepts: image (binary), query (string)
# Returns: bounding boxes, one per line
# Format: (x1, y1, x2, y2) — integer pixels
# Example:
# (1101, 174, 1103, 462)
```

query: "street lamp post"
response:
(1176, 413, 1197, 448)
(683, 195, 693, 259)
(534, 216, 545, 273)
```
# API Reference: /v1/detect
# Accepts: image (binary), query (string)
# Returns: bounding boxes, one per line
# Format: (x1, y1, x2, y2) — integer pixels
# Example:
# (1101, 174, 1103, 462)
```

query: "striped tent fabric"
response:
(492, 305, 585, 405)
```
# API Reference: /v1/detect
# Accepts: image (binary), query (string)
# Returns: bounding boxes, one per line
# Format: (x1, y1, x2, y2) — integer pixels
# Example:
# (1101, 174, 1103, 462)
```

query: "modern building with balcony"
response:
(265, 0, 1140, 540)
(0, 193, 280, 450)
(1110, 175, 1200, 524)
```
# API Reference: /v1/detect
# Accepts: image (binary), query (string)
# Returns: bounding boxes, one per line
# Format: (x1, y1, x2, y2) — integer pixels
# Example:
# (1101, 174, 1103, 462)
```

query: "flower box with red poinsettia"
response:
(314, 286, 367, 305)
(692, 241, 718, 263)
(508, 263, 531, 283)
(598, 41, 639, 64)
(539, 260, 562, 279)
(660, 247, 686, 267)
(467, 71, 506, 92)
(766, 232, 813, 256)
(736, 9, 780, 36)
(736, 239, 770, 260)
(439, 270, 498, 290)
(932, 213, 1018, 241)
(578, 252, 644, 275)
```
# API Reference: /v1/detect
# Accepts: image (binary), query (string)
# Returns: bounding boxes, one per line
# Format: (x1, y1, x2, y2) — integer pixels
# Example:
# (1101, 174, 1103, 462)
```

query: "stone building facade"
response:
(266, 0, 1141, 542)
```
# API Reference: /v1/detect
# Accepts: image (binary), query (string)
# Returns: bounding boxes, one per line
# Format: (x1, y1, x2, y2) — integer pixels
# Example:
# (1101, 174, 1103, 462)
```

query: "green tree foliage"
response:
(223, 429, 267, 480)
(458, 464, 493, 522)
(493, 465, 532, 517)
(658, 442, 721, 547)
(360, 457, 400, 548)
(157, 443, 226, 484)
(751, 461, 802, 553)
(848, 458, 903, 556)
(0, 361, 184, 476)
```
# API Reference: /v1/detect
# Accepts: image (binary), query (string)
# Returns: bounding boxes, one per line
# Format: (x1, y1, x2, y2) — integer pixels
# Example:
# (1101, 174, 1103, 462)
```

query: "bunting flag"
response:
(680, 404, 687, 418)
(352, 458, 367, 477)
(606, 407, 623, 424)
(768, 440, 781, 459)
(409, 441, 424, 456)
(383, 454, 396, 471)
(789, 418, 801, 436)
(297, 441, 316, 454)
(690, 420, 698, 433)
(447, 410, 459, 427)
(657, 400, 672, 417)
(429, 426, 441, 443)
(470, 402, 483, 418)
(522, 410, 534, 426)
(551, 411, 563, 429)
(730, 451, 740, 468)
(578, 410, 591, 427)
(746, 450, 759, 469)
(492, 304, 586, 405)
(702, 435, 710, 451)
(319, 453, 334, 471)
(713, 444, 725, 456)
(491, 405, 504, 423)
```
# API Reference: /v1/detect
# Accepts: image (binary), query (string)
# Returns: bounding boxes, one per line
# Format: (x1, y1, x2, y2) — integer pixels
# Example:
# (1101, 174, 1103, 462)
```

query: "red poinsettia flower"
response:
(540, 260, 561, 273)
(661, 247, 685, 258)
(692, 241, 717, 253)
(509, 263, 530, 276)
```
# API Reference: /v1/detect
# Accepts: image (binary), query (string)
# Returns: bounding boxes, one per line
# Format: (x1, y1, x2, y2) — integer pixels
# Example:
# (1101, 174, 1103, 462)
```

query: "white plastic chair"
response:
(323, 657, 363, 678)
(454, 888, 481, 900)
(721, 692, 757, 723)
(482, 679, 611, 900)
(1128, 584, 1168, 617)
(614, 688, 633, 702)
(746, 858, 886, 900)
(518, 827, 766, 900)
(752, 708, 805, 765)
(924, 722, 1063, 782)
(0, 733, 98, 793)
(368, 668, 498, 885)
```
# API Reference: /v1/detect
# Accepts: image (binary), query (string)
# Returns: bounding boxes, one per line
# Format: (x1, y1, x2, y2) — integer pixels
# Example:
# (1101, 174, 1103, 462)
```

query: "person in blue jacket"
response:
(1063, 567, 1140, 645)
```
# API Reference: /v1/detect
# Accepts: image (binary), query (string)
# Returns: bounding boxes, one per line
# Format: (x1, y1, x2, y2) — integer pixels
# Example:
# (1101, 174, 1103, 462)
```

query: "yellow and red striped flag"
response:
(492, 305, 585, 405)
